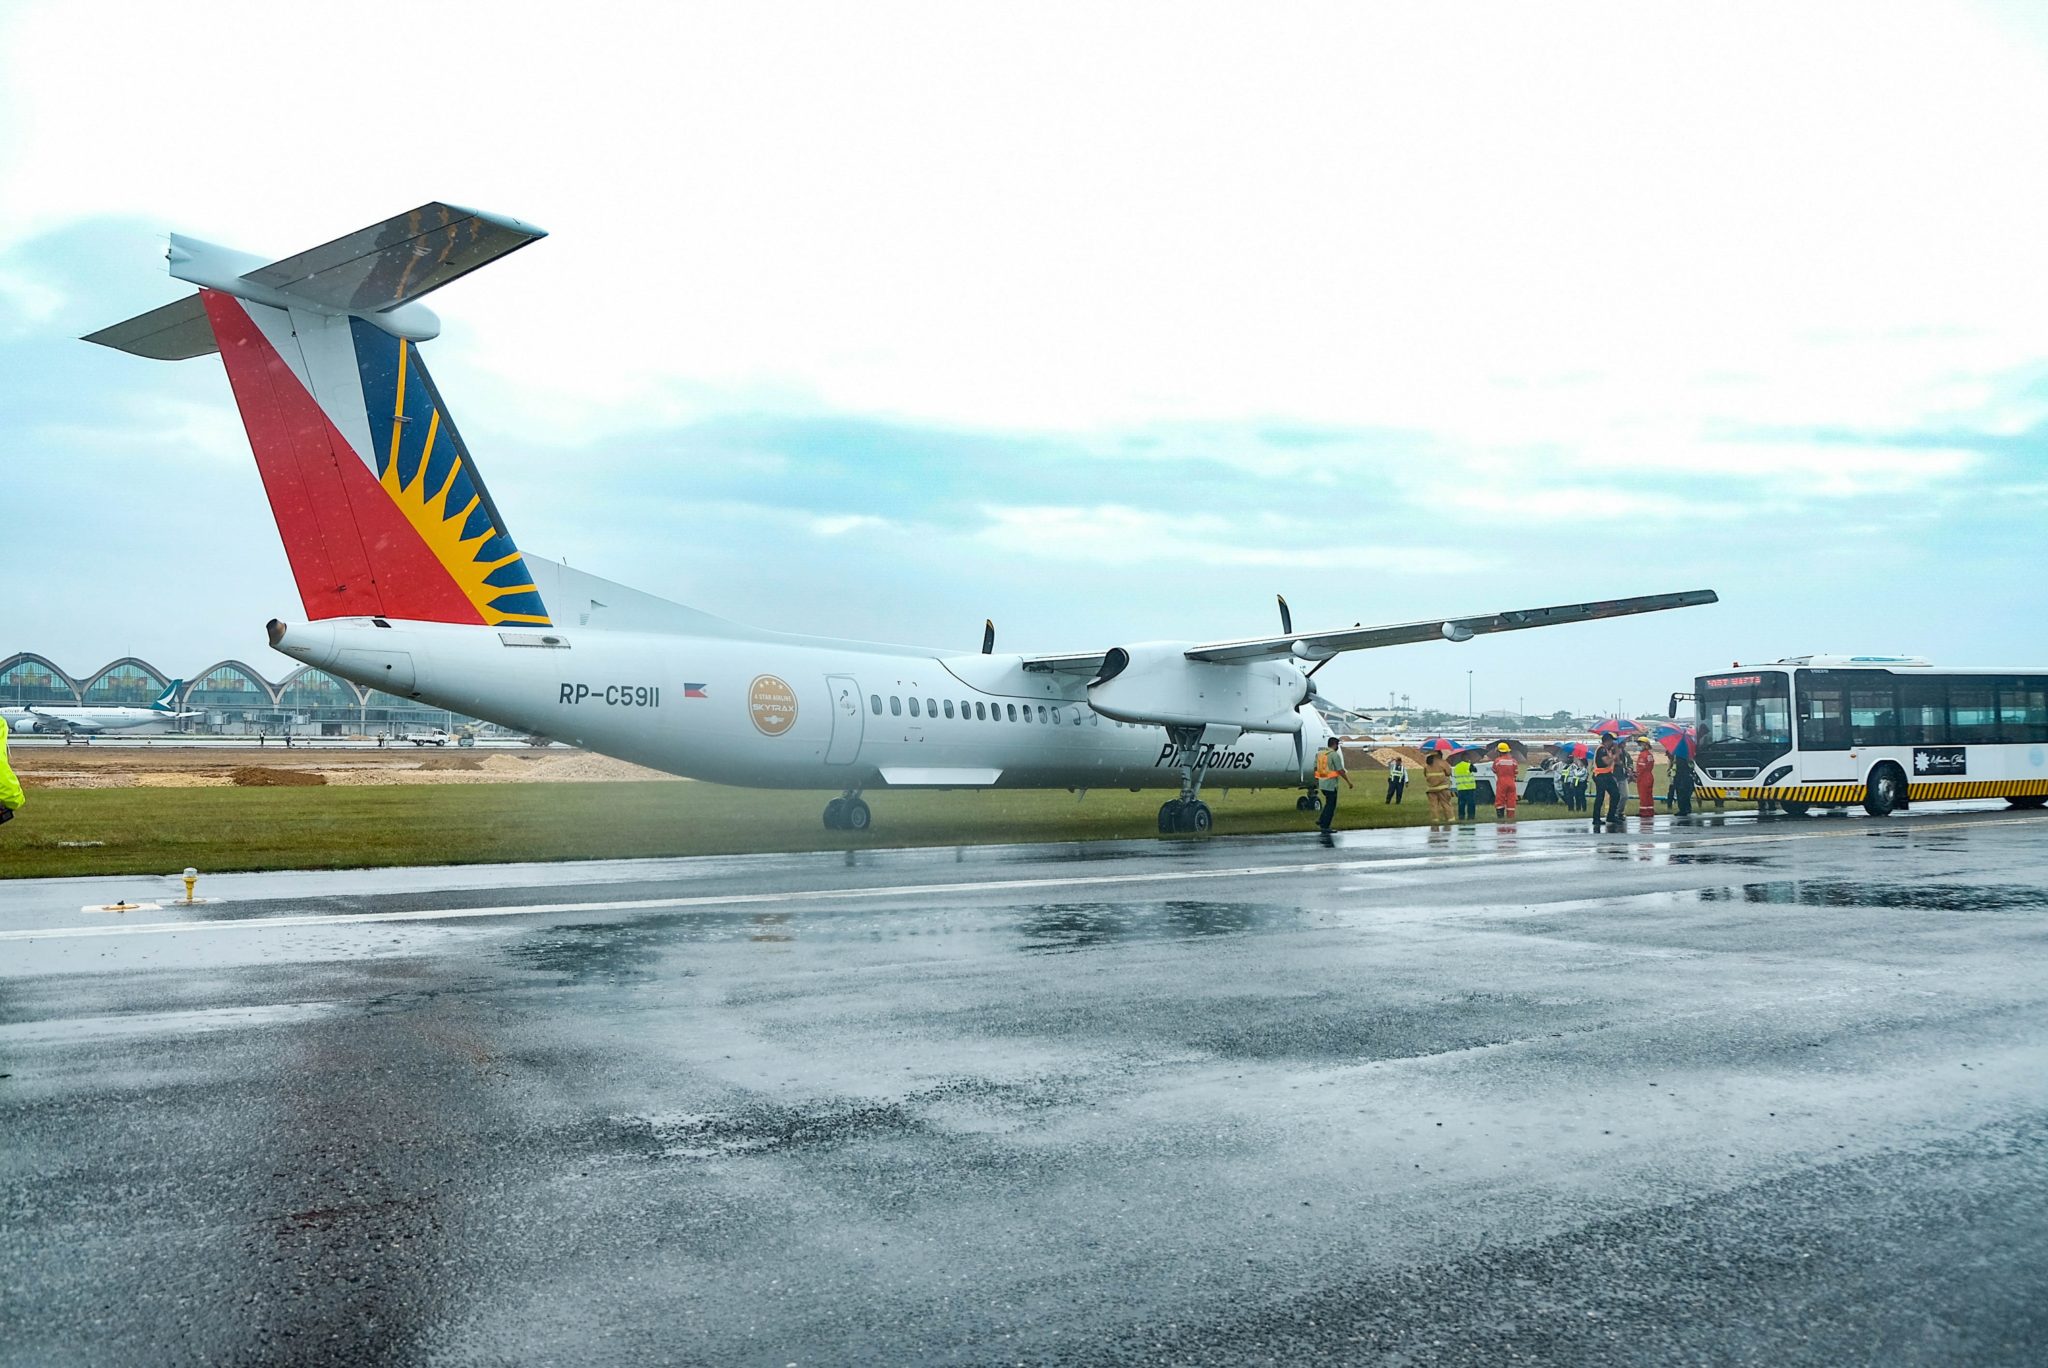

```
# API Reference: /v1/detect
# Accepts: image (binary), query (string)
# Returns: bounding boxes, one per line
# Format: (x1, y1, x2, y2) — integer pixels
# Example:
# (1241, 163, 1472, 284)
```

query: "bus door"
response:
(1795, 673, 1854, 780)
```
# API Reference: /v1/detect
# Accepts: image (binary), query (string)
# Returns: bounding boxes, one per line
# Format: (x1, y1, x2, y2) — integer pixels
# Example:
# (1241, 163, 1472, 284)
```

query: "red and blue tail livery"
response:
(87, 203, 550, 627)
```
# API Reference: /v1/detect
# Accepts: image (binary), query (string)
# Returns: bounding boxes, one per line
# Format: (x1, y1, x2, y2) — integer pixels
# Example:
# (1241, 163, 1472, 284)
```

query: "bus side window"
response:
(2003, 681, 2048, 744)
(1898, 678, 1947, 744)
(1797, 679, 1848, 751)
(1848, 685, 1898, 748)
(1949, 684, 1997, 743)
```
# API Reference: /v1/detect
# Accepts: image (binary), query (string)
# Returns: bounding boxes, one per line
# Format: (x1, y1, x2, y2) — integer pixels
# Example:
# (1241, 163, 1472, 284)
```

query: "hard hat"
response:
(1498, 742, 1511, 751)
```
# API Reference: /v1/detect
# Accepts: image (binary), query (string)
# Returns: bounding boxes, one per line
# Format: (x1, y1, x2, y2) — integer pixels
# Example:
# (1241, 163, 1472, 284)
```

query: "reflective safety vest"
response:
(0, 716, 23, 812)
(1314, 747, 1344, 791)
(1452, 760, 1476, 790)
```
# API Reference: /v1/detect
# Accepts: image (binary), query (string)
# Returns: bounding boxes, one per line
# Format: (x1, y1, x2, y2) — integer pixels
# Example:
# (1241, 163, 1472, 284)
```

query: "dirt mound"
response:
(229, 767, 328, 787)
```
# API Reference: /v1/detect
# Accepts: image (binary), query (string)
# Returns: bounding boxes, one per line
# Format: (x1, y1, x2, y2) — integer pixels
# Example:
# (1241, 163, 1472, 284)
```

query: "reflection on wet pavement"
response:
(7, 807, 2048, 1365)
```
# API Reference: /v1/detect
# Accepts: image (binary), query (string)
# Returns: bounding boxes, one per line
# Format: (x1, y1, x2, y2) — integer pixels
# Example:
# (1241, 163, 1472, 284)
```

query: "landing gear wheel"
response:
(1158, 799, 1184, 833)
(1863, 766, 1904, 817)
(1176, 801, 1212, 833)
(823, 798, 847, 829)
(1296, 794, 1320, 813)
(844, 798, 871, 831)
(2006, 795, 2048, 810)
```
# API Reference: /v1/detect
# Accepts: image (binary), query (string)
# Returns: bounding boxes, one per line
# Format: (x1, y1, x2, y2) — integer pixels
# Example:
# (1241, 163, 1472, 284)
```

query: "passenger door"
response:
(825, 674, 863, 765)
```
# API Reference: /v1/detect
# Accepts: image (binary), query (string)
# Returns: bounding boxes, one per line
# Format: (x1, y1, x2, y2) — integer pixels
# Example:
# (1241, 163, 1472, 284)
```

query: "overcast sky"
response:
(4, 1, 2046, 717)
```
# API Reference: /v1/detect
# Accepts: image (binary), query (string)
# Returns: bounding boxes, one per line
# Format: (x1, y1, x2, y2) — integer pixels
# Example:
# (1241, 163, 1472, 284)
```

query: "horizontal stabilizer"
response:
(238, 202, 546, 315)
(81, 294, 218, 359)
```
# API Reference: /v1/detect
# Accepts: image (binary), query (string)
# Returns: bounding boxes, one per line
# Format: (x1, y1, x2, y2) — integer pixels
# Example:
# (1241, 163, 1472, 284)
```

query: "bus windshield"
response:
(1696, 670, 1792, 770)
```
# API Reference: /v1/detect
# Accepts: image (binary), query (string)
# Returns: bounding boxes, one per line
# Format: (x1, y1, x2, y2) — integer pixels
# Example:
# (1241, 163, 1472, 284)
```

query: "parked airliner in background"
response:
(2, 681, 192, 737)
(87, 203, 1717, 833)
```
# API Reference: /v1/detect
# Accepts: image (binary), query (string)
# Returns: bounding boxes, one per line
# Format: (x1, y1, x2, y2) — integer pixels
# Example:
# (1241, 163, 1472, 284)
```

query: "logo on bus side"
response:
(1913, 746, 1966, 776)
(749, 675, 798, 736)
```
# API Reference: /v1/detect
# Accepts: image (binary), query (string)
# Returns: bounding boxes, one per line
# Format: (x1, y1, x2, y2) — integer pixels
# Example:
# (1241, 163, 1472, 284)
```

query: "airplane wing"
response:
(1185, 590, 1719, 664)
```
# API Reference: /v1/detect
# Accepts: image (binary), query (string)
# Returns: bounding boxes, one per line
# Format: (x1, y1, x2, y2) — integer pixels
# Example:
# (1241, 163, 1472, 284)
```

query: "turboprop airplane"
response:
(86, 203, 1717, 834)
(2, 680, 192, 737)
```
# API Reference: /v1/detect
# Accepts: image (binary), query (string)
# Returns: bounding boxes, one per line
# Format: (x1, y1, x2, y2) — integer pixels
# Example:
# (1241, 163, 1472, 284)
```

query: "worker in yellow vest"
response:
(1312, 738, 1353, 833)
(1452, 753, 1479, 821)
(0, 716, 24, 827)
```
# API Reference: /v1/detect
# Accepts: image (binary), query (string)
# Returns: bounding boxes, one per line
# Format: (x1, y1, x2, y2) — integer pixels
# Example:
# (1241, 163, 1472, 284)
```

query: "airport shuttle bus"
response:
(1691, 657, 2048, 816)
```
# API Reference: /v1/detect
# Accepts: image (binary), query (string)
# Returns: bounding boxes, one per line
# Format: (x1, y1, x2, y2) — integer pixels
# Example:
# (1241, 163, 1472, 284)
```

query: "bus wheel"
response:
(1780, 801, 1810, 818)
(1863, 764, 1905, 817)
(2006, 795, 2048, 810)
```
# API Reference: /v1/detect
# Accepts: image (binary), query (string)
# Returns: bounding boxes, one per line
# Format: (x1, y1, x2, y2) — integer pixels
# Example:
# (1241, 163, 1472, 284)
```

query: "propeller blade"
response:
(1293, 728, 1305, 776)
(1277, 594, 1293, 635)
(982, 619, 995, 654)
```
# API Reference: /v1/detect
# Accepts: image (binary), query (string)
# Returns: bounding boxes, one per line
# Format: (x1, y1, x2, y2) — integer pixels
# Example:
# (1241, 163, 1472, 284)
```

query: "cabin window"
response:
(870, 694, 882, 715)
(926, 697, 937, 717)
(1006, 703, 1017, 721)
(2000, 683, 2048, 744)
(890, 696, 902, 716)
(1022, 705, 1033, 724)
(908, 697, 920, 717)
(974, 701, 986, 720)
(943, 700, 955, 719)
(1038, 705, 1050, 723)
(1950, 685, 1997, 743)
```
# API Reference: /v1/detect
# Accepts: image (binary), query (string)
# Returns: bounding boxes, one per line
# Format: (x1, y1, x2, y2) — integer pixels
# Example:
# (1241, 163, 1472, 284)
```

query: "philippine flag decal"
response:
(683, 683, 708, 699)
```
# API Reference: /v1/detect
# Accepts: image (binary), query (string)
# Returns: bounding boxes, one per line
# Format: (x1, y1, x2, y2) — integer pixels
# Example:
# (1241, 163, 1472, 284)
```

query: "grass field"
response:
(0, 781, 1622, 879)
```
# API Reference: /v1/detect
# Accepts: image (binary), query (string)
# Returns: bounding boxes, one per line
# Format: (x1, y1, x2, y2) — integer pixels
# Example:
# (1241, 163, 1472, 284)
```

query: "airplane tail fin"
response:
(86, 204, 552, 627)
(152, 680, 182, 712)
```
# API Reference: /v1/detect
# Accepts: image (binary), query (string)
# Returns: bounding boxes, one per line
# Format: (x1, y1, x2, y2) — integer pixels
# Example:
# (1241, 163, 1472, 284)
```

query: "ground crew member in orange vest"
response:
(1635, 737, 1658, 817)
(1491, 742, 1519, 820)
(1590, 738, 1624, 827)
(1313, 738, 1353, 833)
(0, 716, 24, 827)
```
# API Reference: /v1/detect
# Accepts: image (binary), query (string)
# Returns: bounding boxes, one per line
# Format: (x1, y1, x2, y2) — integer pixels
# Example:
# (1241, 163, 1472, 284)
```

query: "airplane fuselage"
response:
(0, 705, 175, 735)
(274, 618, 1321, 792)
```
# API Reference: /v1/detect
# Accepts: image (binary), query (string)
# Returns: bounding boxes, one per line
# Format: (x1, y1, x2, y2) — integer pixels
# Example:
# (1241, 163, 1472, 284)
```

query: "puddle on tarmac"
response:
(1015, 899, 1279, 952)
(501, 919, 673, 984)
(1699, 880, 2048, 912)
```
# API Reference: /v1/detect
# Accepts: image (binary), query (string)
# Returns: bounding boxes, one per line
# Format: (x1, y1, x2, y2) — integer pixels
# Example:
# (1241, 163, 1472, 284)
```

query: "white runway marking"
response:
(2, 812, 2028, 944)
(2, 848, 1572, 942)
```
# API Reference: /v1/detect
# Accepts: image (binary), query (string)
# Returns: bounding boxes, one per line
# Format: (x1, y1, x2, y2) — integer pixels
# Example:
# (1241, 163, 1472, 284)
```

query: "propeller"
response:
(981, 619, 995, 654)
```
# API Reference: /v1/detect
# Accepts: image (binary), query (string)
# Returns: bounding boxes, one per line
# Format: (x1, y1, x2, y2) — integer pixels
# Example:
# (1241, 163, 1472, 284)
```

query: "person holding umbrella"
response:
(1423, 751, 1454, 826)
(1634, 737, 1659, 818)
(1590, 737, 1625, 827)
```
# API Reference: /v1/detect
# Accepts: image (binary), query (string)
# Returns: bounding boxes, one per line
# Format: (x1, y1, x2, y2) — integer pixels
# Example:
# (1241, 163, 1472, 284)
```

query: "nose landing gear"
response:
(823, 790, 871, 830)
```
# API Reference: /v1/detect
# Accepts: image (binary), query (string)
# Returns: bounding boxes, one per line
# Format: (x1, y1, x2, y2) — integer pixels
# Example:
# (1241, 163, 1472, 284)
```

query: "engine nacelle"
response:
(1088, 643, 1310, 733)
(9, 716, 47, 734)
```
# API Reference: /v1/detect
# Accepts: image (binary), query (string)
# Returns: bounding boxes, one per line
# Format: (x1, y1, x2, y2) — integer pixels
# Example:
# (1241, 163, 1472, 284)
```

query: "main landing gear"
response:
(823, 790, 871, 831)
(1157, 726, 1216, 834)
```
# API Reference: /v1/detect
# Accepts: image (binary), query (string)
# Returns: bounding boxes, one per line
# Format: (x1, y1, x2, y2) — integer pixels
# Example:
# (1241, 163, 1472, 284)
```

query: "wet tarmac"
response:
(5, 807, 2048, 1365)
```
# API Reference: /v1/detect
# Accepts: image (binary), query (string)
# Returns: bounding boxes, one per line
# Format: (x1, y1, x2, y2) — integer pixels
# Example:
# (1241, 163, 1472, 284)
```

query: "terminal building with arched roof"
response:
(0, 651, 498, 739)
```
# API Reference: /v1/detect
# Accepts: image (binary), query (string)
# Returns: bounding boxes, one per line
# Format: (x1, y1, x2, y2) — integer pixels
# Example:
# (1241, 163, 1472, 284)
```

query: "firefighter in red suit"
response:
(1635, 738, 1658, 817)
(1491, 742, 1519, 820)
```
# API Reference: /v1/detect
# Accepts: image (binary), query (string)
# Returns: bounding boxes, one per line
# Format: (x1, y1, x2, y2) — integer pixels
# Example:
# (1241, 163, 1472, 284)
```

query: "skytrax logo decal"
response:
(749, 675, 798, 736)
(1155, 742, 1255, 771)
